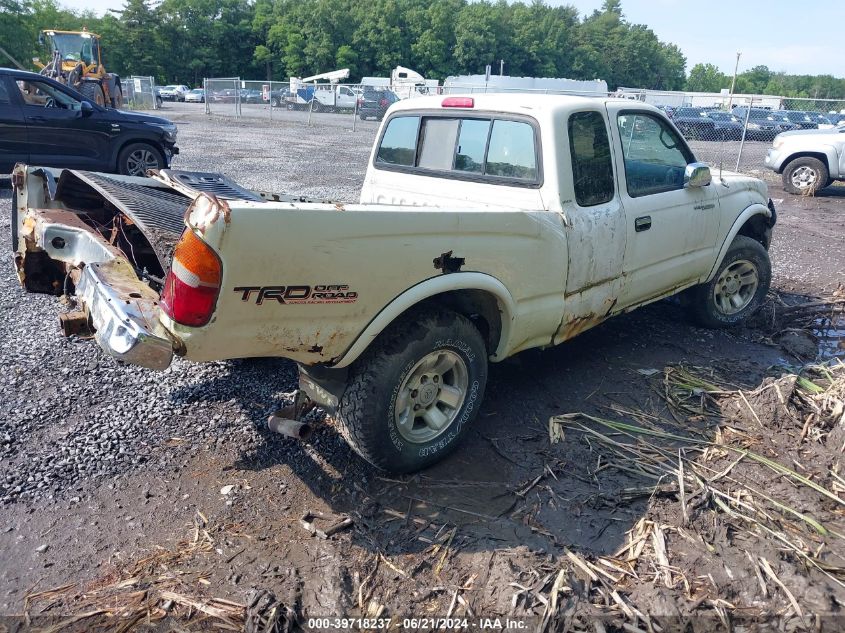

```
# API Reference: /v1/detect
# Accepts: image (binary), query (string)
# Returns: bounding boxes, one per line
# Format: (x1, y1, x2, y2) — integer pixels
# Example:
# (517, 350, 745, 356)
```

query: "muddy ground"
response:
(0, 105, 843, 631)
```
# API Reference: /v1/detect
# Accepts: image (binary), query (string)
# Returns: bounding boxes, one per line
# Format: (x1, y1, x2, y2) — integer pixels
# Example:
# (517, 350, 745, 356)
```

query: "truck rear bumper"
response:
(77, 262, 174, 370)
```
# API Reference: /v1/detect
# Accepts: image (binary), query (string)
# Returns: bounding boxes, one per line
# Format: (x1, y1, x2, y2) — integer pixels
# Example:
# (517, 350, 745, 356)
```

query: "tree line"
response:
(2, 0, 844, 99)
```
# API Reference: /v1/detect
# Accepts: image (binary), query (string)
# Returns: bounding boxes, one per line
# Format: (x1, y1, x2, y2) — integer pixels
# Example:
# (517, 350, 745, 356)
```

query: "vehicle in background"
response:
(827, 113, 845, 127)
(239, 89, 262, 104)
(732, 107, 798, 141)
(287, 68, 352, 112)
(184, 88, 205, 103)
(702, 110, 744, 140)
(159, 85, 190, 102)
(269, 88, 292, 107)
(668, 107, 717, 140)
(774, 110, 820, 130)
(12, 94, 776, 473)
(210, 88, 238, 103)
(357, 88, 398, 121)
(33, 28, 123, 108)
(0, 67, 178, 175)
(764, 126, 845, 194)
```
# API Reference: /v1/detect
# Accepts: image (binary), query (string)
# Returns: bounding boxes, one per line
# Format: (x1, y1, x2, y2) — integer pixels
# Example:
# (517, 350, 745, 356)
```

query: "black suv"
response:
(358, 88, 399, 121)
(1, 68, 179, 176)
(731, 107, 798, 141)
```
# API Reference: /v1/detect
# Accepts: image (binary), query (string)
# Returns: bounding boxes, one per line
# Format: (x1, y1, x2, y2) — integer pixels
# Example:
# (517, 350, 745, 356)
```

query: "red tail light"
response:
(160, 229, 222, 327)
(379, 98, 388, 107)
(357, 98, 364, 107)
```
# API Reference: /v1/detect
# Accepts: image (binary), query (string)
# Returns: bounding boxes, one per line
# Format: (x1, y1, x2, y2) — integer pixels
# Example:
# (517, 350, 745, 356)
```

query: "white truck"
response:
(287, 68, 357, 112)
(11, 94, 776, 472)
(764, 126, 845, 195)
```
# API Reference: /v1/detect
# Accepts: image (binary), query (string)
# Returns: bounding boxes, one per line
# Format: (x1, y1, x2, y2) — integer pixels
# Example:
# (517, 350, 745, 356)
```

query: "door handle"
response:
(635, 216, 652, 232)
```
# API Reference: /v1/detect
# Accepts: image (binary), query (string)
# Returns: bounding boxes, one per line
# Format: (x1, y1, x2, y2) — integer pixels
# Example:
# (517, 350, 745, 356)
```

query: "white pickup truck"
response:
(11, 94, 776, 472)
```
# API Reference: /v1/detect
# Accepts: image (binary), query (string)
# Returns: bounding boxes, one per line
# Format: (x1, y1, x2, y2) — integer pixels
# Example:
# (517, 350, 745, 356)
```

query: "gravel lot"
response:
(1, 103, 843, 626)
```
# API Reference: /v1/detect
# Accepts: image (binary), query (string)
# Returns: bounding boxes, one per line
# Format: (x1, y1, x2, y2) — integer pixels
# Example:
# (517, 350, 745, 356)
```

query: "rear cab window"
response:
(374, 112, 541, 186)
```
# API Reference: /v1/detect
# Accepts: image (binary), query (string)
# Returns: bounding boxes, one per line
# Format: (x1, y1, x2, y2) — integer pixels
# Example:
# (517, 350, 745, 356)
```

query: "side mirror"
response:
(684, 162, 711, 188)
(80, 100, 94, 117)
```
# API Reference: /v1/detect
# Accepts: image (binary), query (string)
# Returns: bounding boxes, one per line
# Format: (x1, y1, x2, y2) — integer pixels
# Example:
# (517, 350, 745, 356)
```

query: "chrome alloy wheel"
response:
(790, 165, 819, 191)
(126, 149, 159, 176)
(713, 259, 759, 315)
(394, 350, 468, 443)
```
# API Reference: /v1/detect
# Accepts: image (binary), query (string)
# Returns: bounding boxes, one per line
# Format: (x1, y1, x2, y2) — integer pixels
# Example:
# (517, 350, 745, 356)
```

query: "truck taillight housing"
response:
(442, 97, 474, 108)
(160, 229, 222, 327)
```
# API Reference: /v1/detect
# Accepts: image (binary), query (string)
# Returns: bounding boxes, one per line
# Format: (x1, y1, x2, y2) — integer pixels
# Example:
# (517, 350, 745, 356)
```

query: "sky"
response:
(55, 0, 842, 79)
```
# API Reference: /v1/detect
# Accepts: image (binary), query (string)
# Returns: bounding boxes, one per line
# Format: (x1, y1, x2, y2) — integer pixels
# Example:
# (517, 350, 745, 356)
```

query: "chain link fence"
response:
(124, 76, 159, 110)
(204, 77, 242, 117)
(201, 77, 845, 181)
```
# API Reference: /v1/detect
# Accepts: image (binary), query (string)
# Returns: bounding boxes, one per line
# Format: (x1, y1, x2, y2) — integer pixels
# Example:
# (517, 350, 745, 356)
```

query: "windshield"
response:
(49, 33, 97, 66)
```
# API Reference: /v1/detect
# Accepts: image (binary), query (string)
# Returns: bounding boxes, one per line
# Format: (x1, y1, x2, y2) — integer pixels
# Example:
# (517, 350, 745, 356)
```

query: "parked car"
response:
(669, 107, 717, 140)
(358, 88, 399, 121)
(159, 85, 190, 102)
(826, 113, 845, 127)
(239, 89, 262, 104)
(732, 107, 798, 141)
(210, 88, 238, 103)
(774, 110, 819, 130)
(764, 126, 845, 194)
(184, 88, 205, 103)
(0, 68, 178, 175)
(702, 110, 744, 140)
(12, 94, 776, 472)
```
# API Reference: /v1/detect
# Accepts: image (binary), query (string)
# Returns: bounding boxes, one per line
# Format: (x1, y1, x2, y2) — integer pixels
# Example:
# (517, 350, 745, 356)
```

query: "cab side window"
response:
(617, 112, 692, 198)
(16, 79, 82, 111)
(568, 111, 614, 206)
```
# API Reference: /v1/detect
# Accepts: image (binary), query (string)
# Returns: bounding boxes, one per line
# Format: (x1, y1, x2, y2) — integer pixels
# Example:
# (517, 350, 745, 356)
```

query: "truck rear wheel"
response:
(782, 157, 828, 195)
(687, 235, 770, 328)
(337, 308, 487, 473)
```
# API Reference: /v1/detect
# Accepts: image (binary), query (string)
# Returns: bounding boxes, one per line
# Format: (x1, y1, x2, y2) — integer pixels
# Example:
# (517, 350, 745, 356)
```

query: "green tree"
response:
(686, 63, 727, 92)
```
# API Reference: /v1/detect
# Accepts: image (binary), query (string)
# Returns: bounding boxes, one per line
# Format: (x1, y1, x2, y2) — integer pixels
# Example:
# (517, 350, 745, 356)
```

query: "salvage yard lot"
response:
(1, 104, 844, 629)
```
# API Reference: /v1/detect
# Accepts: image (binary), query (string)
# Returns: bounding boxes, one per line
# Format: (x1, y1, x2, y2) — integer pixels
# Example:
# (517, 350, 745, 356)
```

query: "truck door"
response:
(553, 109, 626, 343)
(606, 104, 720, 308)
(0, 75, 28, 171)
(14, 77, 112, 170)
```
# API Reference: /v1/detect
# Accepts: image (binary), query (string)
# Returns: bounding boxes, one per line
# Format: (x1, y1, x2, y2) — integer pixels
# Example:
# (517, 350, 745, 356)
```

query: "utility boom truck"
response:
(34, 28, 123, 108)
(12, 94, 776, 473)
(287, 68, 355, 112)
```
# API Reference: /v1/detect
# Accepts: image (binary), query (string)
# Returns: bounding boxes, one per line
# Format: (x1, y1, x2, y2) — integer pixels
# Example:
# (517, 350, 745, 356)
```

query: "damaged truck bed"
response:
(12, 165, 317, 370)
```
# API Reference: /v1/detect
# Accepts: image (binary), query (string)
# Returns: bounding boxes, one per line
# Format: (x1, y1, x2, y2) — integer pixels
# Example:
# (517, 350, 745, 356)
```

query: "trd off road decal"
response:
(234, 285, 358, 305)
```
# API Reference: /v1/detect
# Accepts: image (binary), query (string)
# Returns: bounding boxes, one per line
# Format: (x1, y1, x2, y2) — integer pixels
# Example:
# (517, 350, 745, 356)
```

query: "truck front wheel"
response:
(688, 235, 771, 328)
(337, 308, 488, 473)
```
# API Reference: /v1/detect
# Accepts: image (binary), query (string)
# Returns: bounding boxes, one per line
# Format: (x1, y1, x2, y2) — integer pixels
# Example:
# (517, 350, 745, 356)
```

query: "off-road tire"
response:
(782, 157, 828, 195)
(117, 142, 165, 177)
(337, 308, 488, 473)
(80, 81, 105, 106)
(271, 96, 280, 107)
(688, 235, 771, 328)
(111, 85, 124, 109)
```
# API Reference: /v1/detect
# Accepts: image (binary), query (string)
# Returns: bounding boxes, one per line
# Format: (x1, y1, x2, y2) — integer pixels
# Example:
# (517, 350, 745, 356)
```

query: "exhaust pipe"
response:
(267, 410, 313, 441)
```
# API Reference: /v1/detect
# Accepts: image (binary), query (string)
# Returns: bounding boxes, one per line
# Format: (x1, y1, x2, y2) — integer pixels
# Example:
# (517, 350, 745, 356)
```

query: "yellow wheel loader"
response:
(34, 28, 123, 108)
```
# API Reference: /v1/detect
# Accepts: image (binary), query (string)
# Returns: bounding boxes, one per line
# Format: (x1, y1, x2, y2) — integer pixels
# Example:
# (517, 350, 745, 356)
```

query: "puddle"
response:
(814, 314, 845, 360)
